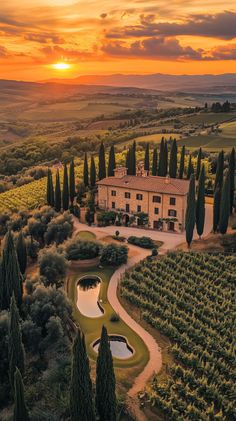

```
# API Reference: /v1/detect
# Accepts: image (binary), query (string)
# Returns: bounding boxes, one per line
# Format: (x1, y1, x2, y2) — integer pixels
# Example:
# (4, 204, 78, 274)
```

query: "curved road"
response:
(73, 205, 213, 420)
(107, 247, 161, 421)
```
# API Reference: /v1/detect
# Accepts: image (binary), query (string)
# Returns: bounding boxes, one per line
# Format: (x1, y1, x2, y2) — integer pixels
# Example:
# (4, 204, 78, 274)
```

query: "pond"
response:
(93, 335, 134, 359)
(76, 275, 103, 318)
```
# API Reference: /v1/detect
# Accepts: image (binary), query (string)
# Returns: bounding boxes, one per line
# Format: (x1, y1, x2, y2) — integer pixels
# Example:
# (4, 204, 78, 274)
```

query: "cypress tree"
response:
(46, 169, 54, 207)
(46, 169, 53, 206)
(55, 170, 61, 212)
(8, 296, 25, 390)
(152, 147, 158, 176)
(158, 138, 165, 176)
(187, 155, 194, 179)
(213, 184, 221, 233)
(125, 148, 131, 175)
(98, 141, 106, 180)
(13, 368, 29, 421)
(62, 164, 69, 211)
(133, 141, 137, 175)
(196, 147, 202, 180)
(219, 170, 230, 234)
(144, 143, 150, 172)
(0, 231, 23, 310)
(185, 174, 196, 248)
(179, 145, 185, 179)
(69, 160, 75, 205)
(0, 243, 9, 310)
(130, 141, 136, 175)
(83, 152, 89, 187)
(164, 140, 168, 176)
(214, 150, 224, 190)
(50, 170, 54, 207)
(108, 145, 116, 177)
(229, 147, 235, 213)
(16, 232, 27, 275)
(96, 326, 116, 421)
(196, 164, 205, 238)
(90, 156, 96, 187)
(169, 139, 177, 178)
(70, 329, 95, 421)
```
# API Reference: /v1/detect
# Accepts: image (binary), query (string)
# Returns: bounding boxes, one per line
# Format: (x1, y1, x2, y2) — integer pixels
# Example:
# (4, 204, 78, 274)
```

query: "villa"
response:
(97, 163, 190, 232)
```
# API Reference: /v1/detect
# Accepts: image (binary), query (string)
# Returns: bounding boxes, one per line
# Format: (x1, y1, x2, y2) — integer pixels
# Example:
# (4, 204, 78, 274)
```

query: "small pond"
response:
(93, 335, 134, 359)
(76, 275, 103, 318)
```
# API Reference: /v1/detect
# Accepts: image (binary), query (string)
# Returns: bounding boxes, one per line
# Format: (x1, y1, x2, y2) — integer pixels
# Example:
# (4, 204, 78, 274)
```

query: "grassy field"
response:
(66, 265, 149, 396)
(118, 132, 180, 149)
(220, 120, 236, 137)
(179, 111, 236, 125)
(133, 133, 180, 144)
(18, 102, 132, 121)
(178, 134, 236, 150)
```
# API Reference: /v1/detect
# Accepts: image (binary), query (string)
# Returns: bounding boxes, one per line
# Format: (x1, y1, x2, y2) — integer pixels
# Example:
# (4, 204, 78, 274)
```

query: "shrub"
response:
(38, 246, 68, 288)
(25, 237, 40, 260)
(110, 312, 120, 323)
(112, 235, 126, 242)
(221, 233, 236, 253)
(0, 213, 10, 235)
(152, 248, 158, 257)
(97, 211, 117, 226)
(100, 244, 128, 266)
(128, 236, 155, 249)
(64, 238, 101, 260)
(27, 206, 57, 243)
(44, 212, 73, 245)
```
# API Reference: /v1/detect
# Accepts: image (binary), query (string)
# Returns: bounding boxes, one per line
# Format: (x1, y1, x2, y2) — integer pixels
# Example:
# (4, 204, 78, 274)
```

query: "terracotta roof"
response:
(97, 175, 190, 195)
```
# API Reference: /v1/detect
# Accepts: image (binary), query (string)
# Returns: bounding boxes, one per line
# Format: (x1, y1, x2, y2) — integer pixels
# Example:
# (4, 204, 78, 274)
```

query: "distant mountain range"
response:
(42, 73, 236, 93)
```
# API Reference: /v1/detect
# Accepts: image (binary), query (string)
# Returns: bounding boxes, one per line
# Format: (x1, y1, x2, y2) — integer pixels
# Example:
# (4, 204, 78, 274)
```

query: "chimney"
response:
(137, 161, 148, 177)
(165, 175, 171, 184)
(114, 166, 127, 178)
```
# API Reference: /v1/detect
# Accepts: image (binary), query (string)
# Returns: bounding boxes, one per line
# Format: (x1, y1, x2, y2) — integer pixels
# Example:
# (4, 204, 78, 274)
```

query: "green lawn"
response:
(76, 230, 96, 241)
(67, 266, 149, 369)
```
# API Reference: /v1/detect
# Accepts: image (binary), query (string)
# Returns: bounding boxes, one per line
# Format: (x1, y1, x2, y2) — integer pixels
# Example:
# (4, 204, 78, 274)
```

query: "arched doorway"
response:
(123, 214, 130, 226)
(168, 221, 175, 231)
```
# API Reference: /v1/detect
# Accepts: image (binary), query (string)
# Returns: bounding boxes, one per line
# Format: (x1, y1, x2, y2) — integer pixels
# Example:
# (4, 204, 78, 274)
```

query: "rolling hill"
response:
(42, 73, 236, 93)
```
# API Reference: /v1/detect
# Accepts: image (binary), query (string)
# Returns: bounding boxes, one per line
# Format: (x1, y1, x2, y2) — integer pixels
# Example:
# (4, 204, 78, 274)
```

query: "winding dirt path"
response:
(72, 207, 213, 420)
(107, 248, 161, 421)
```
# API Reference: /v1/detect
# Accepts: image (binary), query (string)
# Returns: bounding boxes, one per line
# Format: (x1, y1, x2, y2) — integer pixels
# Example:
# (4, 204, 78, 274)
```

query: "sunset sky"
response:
(1, 0, 236, 80)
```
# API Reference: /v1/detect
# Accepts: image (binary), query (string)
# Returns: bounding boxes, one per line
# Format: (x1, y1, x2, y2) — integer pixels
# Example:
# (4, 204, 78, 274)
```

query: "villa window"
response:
(170, 197, 176, 206)
(153, 195, 161, 203)
(137, 205, 142, 212)
(168, 209, 177, 217)
(125, 192, 131, 199)
(111, 190, 116, 196)
(136, 194, 143, 200)
(154, 207, 159, 215)
(126, 204, 130, 213)
(112, 202, 116, 209)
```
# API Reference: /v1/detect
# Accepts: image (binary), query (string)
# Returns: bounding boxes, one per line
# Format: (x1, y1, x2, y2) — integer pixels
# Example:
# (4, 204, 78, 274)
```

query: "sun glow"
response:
(52, 62, 71, 70)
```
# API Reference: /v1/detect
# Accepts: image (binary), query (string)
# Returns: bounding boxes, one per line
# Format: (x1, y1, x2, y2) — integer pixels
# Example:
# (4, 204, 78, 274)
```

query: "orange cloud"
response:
(0, 0, 236, 79)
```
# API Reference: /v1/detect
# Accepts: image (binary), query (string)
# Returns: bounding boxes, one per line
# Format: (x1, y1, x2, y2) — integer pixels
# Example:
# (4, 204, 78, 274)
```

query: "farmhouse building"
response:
(97, 163, 190, 232)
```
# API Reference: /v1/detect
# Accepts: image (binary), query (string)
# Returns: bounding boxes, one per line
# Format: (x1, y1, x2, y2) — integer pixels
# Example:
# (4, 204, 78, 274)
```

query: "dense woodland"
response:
(0, 204, 128, 419)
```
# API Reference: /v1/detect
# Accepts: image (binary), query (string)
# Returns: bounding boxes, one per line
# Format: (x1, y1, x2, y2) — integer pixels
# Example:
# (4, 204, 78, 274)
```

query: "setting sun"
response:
(52, 62, 71, 70)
